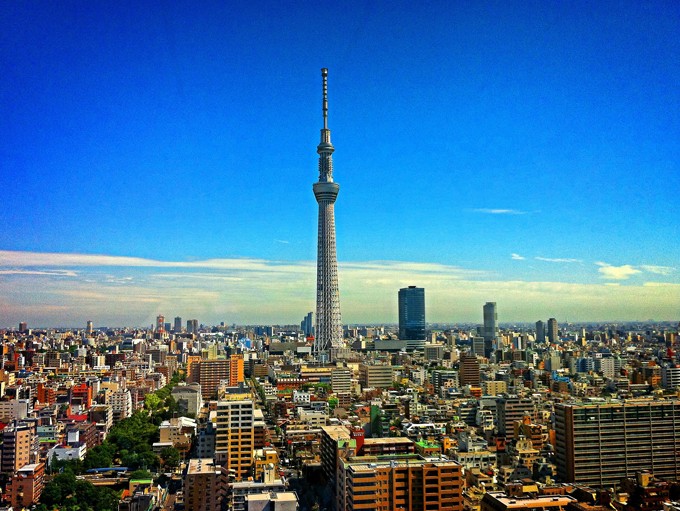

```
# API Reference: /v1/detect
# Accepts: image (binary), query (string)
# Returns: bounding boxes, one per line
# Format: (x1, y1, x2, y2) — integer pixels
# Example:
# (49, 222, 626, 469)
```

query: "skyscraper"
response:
(398, 286, 426, 341)
(547, 317, 558, 343)
(156, 315, 165, 335)
(301, 312, 313, 337)
(535, 320, 545, 343)
(313, 68, 342, 358)
(483, 302, 498, 357)
(187, 319, 199, 335)
(174, 316, 182, 333)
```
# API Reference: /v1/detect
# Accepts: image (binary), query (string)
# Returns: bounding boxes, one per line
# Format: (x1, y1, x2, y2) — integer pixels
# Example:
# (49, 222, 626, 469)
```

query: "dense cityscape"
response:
(0, 67, 678, 511)
(1, 311, 680, 511)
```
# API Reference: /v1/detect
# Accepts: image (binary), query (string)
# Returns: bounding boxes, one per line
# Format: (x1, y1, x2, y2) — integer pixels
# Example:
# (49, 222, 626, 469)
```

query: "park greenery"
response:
(36, 470, 120, 511)
(38, 372, 183, 511)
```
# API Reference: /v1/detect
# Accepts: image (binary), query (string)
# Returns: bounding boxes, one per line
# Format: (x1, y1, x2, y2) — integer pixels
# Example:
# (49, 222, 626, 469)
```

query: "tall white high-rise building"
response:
(313, 68, 342, 358)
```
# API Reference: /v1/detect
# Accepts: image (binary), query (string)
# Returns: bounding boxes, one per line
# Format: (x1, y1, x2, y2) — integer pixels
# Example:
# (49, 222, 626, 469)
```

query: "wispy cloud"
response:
(471, 208, 527, 215)
(0, 269, 78, 277)
(0, 250, 312, 274)
(596, 262, 642, 280)
(641, 265, 675, 276)
(511, 253, 525, 260)
(535, 257, 582, 263)
(274, 240, 289, 244)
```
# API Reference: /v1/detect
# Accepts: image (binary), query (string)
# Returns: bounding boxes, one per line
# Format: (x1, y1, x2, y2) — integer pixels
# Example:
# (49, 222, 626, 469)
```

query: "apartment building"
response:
(215, 399, 254, 481)
(6, 462, 45, 509)
(184, 458, 226, 511)
(336, 455, 463, 511)
(555, 399, 680, 488)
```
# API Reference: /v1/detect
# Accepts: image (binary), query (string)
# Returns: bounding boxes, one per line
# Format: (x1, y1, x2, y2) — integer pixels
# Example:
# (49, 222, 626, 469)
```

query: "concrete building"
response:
(497, 395, 536, 439)
(229, 464, 287, 511)
(358, 363, 393, 390)
(172, 383, 204, 416)
(2, 422, 35, 473)
(0, 399, 30, 422)
(459, 352, 481, 386)
(158, 416, 197, 454)
(424, 342, 445, 361)
(483, 380, 508, 396)
(245, 491, 298, 511)
(480, 491, 576, 511)
(184, 458, 226, 511)
(47, 443, 87, 466)
(319, 425, 352, 481)
(662, 365, 680, 390)
(331, 367, 352, 394)
(555, 400, 680, 488)
(432, 369, 459, 393)
(192, 359, 230, 399)
(110, 388, 133, 421)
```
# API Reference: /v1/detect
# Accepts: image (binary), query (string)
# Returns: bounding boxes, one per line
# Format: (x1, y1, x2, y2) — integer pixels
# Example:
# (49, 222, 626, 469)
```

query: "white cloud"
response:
(595, 262, 642, 280)
(471, 208, 527, 215)
(535, 257, 582, 263)
(511, 253, 525, 260)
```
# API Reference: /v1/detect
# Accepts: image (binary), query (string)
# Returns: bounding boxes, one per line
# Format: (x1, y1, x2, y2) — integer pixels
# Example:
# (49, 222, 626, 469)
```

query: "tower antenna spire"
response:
(322, 67, 328, 130)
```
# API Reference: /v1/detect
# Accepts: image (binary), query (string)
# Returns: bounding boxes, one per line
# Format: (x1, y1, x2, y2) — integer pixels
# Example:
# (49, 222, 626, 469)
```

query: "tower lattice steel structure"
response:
(313, 68, 342, 357)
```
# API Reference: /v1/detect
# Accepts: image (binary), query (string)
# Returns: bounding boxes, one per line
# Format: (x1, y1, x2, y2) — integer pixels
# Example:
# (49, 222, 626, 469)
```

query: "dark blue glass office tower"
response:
(398, 286, 426, 340)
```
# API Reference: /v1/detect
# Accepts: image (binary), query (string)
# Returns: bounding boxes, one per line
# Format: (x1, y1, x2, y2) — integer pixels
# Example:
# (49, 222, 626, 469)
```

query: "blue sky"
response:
(1, 1, 679, 327)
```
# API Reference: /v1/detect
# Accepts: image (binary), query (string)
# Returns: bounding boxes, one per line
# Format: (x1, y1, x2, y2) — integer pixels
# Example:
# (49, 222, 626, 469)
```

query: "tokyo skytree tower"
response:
(312, 68, 342, 357)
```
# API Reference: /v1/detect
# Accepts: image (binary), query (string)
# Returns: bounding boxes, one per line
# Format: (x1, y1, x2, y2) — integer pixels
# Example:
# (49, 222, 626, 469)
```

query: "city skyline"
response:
(1, 2, 679, 327)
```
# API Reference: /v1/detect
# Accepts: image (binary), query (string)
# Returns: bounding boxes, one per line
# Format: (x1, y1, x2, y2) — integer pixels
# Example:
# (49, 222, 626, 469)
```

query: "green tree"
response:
(129, 469, 153, 480)
(160, 447, 181, 470)
(144, 392, 162, 411)
(83, 443, 114, 471)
